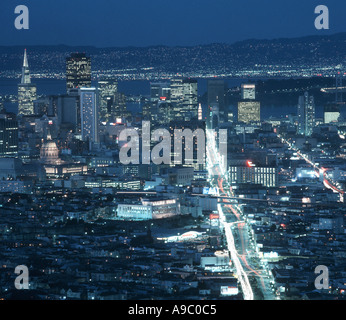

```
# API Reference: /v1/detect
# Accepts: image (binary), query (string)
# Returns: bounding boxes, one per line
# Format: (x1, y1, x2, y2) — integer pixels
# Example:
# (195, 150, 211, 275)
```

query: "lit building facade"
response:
(98, 79, 118, 121)
(0, 113, 18, 158)
(79, 88, 99, 144)
(18, 49, 37, 116)
(324, 103, 340, 124)
(182, 79, 198, 121)
(298, 92, 315, 136)
(241, 84, 256, 100)
(238, 83, 260, 123)
(229, 163, 278, 187)
(117, 198, 180, 220)
(170, 78, 198, 121)
(238, 101, 261, 123)
(66, 53, 91, 91)
(207, 79, 226, 124)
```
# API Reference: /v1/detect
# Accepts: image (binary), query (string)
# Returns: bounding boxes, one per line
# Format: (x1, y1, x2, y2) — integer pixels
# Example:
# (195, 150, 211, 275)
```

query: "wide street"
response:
(206, 129, 277, 300)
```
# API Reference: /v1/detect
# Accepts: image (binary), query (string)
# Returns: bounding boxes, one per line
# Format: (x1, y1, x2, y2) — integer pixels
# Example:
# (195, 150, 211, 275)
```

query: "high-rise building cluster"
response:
(1, 47, 345, 302)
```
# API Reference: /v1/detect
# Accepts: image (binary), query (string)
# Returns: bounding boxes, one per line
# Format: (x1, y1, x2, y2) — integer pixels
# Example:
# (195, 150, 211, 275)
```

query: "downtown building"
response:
(324, 103, 340, 124)
(170, 78, 198, 122)
(117, 197, 180, 220)
(207, 79, 226, 128)
(18, 49, 37, 116)
(66, 53, 92, 91)
(237, 84, 260, 124)
(97, 79, 118, 121)
(297, 91, 315, 136)
(0, 113, 18, 158)
(229, 160, 278, 188)
(182, 79, 198, 121)
(79, 88, 99, 147)
(150, 82, 173, 124)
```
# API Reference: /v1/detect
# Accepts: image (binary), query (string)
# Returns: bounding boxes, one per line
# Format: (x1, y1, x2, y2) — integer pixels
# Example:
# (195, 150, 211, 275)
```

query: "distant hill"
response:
(0, 33, 345, 77)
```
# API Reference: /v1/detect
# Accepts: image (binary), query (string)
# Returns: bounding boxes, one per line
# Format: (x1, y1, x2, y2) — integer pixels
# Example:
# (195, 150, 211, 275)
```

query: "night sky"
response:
(0, 0, 345, 47)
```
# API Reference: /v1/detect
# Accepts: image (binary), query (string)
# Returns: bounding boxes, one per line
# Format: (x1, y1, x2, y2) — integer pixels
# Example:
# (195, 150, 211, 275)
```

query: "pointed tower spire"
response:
(21, 49, 31, 84)
(23, 48, 29, 68)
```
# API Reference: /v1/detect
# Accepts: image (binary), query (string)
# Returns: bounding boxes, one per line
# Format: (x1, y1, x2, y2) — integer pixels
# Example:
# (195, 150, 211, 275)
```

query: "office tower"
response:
(18, 49, 37, 116)
(66, 53, 91, 91)
(229, 161, 278, 187)
(150, 82, 172, 123)
(170, 78, 198, 121)
(98, 79, 118, 121)
(298, 92, 315, 136)
(79, 88, 98, 145)
(237, 83, 260, 123)
(170, 78, 184, 120)
(207, 79, 226, 124)
(0, 113, 18, 158)
(142, 103, 152, 121)
(57, 95, 78, 126)
(324, 103, 340, 123)
(157, 101, 174, 125)
(238, 101, 261, 123)
(209, 103, 220, 129)
(241, 84, 256, 100)
(170, 78, 184, 104)
(182, 79, 198, 121)
(113, 92, 129, 121)
(150, 82, 171, 103)
(34, 97, 50, 116)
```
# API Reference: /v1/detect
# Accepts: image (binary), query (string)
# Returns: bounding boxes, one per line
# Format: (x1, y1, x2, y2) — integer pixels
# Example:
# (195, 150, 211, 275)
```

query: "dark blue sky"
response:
(0, 0, 345, 47)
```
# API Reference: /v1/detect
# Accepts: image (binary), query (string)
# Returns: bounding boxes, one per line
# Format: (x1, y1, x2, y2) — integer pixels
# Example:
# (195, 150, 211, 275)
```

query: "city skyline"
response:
(0, 0, 346, 305)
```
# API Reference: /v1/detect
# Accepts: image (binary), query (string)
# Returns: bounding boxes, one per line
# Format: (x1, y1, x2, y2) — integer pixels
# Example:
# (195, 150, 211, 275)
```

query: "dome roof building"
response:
(40, 134, 61, 165)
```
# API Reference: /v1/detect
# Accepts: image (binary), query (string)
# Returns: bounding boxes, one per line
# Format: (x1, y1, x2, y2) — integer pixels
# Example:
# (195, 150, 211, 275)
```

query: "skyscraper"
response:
(150, 82, 172, 123)
(324, 103, 340, 124)
(170, 78, 184, 121)
(57, 95, 79, 126)
(238, 83, 260, 123)
(237, 101, 261, 123)
(209, 102, 220, 129)
(150, 82, 171, 103)
(298, 92, 315, 136)
(66, 53, 92, 91)
(0, 113, 18, 158)
(182, 79, 198, 121)
(207, 79, 226, 124)
(98, 79, 118, 121)
(170, 78, 198, 121)
(113, 92, 129, 121)
(18, 49, 37, 116)
(79, 88, 98, 145)
(170, 78, 184, 104)
(241, 84, 256, 100)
